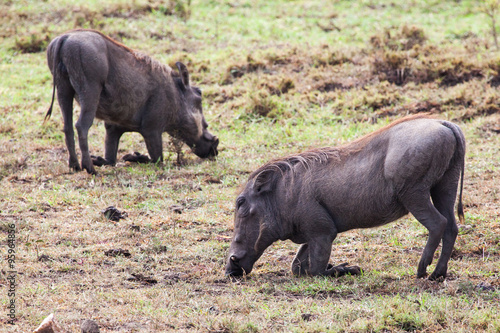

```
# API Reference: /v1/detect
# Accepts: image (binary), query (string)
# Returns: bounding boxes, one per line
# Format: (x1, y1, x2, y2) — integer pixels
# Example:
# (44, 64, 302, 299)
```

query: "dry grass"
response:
(0, 0, 499, 332)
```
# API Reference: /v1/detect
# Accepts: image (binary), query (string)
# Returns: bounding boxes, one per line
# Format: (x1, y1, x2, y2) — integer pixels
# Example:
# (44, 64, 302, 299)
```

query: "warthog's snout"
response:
(225, 255, 244, 276)
(209, 136, 219, 158)
(193, 133, 219, 159)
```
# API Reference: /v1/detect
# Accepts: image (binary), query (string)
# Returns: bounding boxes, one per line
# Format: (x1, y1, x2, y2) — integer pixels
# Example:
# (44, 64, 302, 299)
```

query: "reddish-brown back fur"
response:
(249, 113, 434, 185)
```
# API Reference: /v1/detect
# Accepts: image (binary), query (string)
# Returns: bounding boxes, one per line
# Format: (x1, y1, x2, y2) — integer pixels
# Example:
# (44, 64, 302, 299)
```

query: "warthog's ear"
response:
(252, 170, 275, 194)
(176, 62, 190, 87)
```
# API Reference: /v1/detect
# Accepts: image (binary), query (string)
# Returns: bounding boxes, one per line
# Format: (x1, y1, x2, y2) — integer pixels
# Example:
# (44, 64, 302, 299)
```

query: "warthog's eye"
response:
(236, 196, 249, 217)
(236, 197, 245, 209)
(193, 87, 202, 96)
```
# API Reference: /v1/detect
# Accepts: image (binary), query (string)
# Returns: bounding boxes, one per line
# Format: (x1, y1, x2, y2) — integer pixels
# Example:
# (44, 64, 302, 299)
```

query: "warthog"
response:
(46, 29, 219, 174)
(226, 115, 465, 281)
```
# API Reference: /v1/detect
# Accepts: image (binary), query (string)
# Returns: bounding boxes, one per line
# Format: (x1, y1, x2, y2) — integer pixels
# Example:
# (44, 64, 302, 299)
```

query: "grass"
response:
(1, 0, 500, 332)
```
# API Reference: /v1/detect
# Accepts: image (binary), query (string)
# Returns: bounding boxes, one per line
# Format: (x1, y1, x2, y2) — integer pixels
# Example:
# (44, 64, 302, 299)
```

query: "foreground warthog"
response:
(226, 115, 465, 281)
(46, 29, 218, 174)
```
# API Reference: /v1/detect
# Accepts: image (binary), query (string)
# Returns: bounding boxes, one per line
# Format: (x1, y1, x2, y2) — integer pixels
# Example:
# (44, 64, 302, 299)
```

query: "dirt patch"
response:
(371, 49, 485, 87)
(104, 248, 131, 257)
(317, 82, 347, 92)
(101, 206, 127, 221)
(370, 25, 427, 51)
(126, 273, 158, 285)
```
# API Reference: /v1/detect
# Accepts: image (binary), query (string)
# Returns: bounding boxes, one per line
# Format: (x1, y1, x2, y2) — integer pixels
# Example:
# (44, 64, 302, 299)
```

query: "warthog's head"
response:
(226, 170, 282, 277)
(174, 62, 219, 158)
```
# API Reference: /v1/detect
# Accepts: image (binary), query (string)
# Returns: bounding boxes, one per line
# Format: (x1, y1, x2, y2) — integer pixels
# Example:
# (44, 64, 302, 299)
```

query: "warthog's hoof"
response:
(122, 152, 151, 164)
(428, 272, 446, 282)
(326, 262, 362, 277)
(91, 155, 109, 167)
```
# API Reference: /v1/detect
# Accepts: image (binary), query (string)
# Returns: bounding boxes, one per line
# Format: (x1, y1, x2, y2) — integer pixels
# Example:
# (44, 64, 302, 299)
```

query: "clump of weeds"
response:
(13, 32, 51, 53)
(243, 88, 283, 118)
(370, 24, 427, 51)
(223, 54, 268, 84)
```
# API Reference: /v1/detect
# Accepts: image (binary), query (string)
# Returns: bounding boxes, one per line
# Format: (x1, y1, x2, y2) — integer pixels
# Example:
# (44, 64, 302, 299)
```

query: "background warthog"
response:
(46, 29, 218, 174)
(226, 115, 465, 281)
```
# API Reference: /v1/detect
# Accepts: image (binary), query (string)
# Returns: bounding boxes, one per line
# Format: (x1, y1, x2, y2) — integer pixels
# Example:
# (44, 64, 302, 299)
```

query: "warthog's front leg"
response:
(292, 240, 332, 276)
(291, 243, 310, 276)
(291, 236, 361, 277)
(103, 123, 125, 166)
(91, 124, 127, 167)
(142, 131, 163, 164)
(120, 131, 162, 164)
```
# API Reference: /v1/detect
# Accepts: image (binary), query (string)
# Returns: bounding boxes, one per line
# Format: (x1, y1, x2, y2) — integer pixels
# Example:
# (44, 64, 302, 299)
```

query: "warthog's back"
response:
(48, 30, 172, 128)
(314, 118, 462, 231)
(265, 116, 465, 233)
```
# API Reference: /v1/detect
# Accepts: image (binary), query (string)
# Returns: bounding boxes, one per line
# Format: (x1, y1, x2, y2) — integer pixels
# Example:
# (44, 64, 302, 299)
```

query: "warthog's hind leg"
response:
(56, 80, 80, 171)
(428, 173, 460, 281)
(74, 82, 102, 174)
(404, 196, 448, 279)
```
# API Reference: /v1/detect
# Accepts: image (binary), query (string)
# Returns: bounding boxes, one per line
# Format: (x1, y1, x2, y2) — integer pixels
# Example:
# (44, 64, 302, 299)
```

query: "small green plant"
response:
(173, 0, 191, 21)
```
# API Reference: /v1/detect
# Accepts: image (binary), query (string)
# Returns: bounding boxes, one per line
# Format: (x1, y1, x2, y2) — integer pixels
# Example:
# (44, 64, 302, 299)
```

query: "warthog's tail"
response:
(44, 76, 56, 124)
(458, 162, 464, 224)
(456, 128, 465, 225)
(442, 120, 466, 224)
(44, 35, 68, 124)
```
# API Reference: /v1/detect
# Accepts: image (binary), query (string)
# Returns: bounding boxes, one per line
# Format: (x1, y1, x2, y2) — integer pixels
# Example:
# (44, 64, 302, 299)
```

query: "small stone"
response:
(170, 204, 184, 214)
(81, 319, 100, 333)
(301, 313, 316, 321)
(38, 254, 53, 262)
(477, 282, 495, 291)
(34, 313, 63, 333)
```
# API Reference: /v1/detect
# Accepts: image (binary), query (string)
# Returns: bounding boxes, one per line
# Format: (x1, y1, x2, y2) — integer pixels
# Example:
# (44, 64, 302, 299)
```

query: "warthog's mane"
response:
(249, 113, 433, 191)
(248, 147, 347, 191)
(72, 29, 172, 78)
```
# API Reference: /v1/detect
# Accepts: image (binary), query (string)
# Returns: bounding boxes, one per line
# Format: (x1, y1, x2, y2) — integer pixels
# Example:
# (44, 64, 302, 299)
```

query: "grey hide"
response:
(226, 115, 465, 281)
(46, 29, 218, 174)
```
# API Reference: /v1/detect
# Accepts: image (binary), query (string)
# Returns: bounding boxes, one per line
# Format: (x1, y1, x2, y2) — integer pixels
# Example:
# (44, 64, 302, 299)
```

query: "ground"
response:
(0, 0, 499, 332)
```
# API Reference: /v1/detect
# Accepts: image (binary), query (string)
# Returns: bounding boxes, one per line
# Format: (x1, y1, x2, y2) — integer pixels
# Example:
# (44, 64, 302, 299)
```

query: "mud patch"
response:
(104, 248, 131, 257)
(102, 206, 127, 221)
(127, 273, 158, 285)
